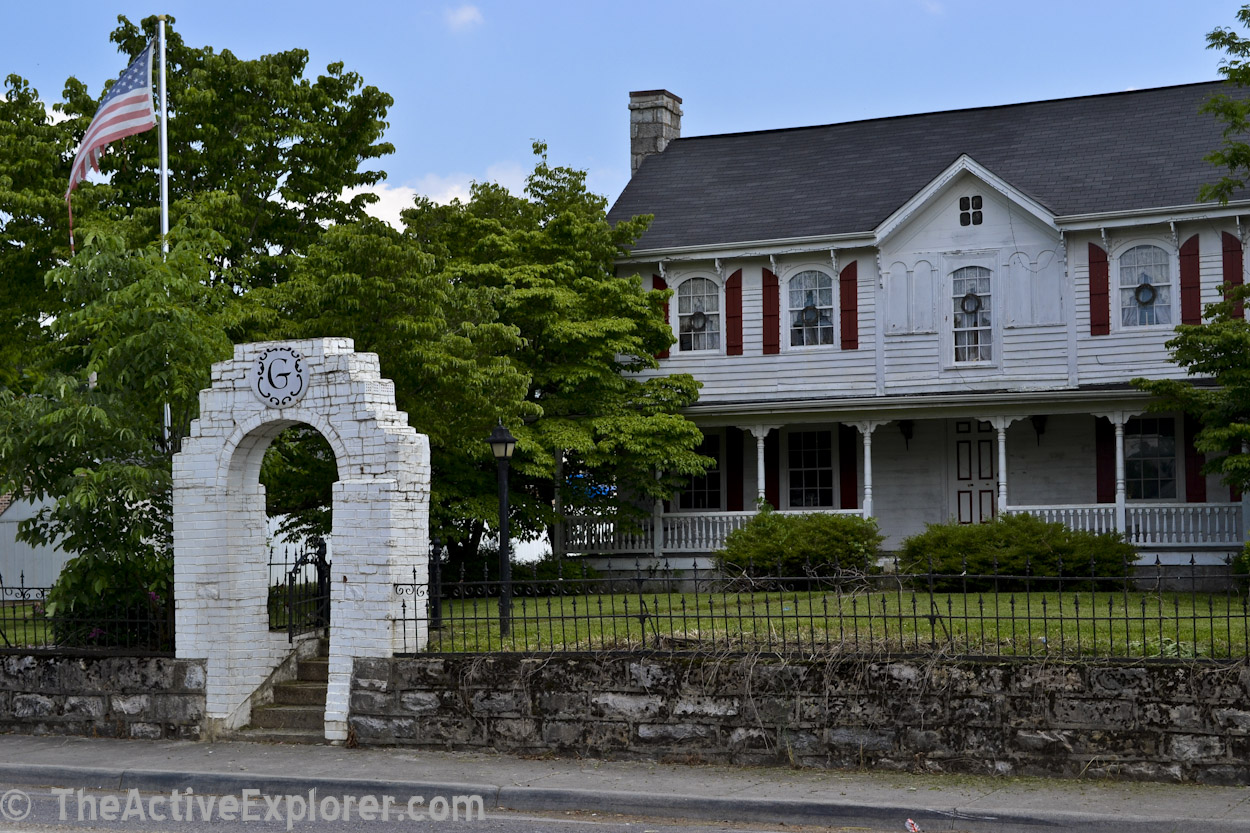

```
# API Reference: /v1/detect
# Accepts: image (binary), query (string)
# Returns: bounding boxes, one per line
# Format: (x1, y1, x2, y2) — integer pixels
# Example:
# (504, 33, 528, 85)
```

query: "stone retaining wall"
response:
(0, 655, 206, 739)
(350, 654, 1250, 784)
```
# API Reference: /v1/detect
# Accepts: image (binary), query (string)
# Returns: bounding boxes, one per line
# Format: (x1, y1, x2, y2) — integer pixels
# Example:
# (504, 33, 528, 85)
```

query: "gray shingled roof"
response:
(608, 82, 1250, 252)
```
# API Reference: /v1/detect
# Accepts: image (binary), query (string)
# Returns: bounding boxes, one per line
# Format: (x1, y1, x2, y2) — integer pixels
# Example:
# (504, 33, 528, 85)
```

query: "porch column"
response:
(990, 416, 1024, 514)
(1115, 419, 1127, 533)
(745, 424, 779, 506)
(1093, 410, 1140, 535)
(652, 497, 663, 560)
(1243, 443, 1249, 545)
(850, 421, 886, 517)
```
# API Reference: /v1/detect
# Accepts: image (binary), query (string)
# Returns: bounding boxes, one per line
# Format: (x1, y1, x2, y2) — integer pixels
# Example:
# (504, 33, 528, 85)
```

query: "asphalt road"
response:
(0, 783, 951, 833)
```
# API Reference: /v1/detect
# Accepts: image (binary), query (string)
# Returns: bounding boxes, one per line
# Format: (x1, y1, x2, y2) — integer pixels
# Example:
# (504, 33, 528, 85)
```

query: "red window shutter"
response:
(762, 268, 780, 355)
(725, 270, 743, 355)
(838, 424, 859, 510)
(1223, 231, 1244, 319)
(1180, 234, 1201, 325)
(725, 427, 744, 512)
(1184, 414, 1206, 503)
(1095, 417, 1115, 504)
(653, 275, 670, 359)
(764, 431, 779, 509)
(1089, 243, 1110, 336)
(839, 260, 859, 350)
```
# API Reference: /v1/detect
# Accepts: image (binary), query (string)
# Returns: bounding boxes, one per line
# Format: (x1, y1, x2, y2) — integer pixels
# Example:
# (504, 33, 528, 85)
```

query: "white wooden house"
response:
(564, 84, 1250, 566)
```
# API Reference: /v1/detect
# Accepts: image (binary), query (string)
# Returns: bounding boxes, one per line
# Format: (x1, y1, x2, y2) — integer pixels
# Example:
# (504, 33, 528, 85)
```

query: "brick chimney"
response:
(629, 90, 682, 175)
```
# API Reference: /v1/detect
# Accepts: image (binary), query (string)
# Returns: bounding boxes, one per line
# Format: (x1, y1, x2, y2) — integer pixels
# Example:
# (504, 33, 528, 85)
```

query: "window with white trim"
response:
(951, 266, 992, 362)
(677, 278, 720, 351)
(1119, 245, 1171, 326)
(678, 434, 721, 509)
(1125, 417, 1176, 500)
(787, 430, 833, 508)
(788, 270, 835, 347)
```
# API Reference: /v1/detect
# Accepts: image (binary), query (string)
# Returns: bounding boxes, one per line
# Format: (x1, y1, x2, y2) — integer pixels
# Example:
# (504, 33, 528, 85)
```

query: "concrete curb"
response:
(1, 763, 1244, 833)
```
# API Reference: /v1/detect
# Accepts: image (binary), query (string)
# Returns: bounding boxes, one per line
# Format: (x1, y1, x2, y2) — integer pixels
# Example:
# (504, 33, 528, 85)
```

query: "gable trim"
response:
(875, 155, 1058, 246)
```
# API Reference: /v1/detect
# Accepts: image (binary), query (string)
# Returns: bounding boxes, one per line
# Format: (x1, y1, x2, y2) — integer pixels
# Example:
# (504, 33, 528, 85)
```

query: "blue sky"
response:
(3, 1, 1246, 223)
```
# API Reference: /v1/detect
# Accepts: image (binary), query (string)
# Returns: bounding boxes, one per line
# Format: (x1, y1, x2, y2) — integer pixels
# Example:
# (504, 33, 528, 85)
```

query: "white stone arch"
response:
(173, 339, 429, 741)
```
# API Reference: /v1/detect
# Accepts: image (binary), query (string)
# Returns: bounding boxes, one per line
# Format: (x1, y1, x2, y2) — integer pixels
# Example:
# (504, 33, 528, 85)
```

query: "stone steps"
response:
(238, 638, 329, 744)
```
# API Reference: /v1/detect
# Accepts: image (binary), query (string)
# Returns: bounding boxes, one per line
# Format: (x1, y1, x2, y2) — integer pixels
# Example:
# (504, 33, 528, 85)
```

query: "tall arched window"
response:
(1119, 244, 1171, 326)
(677, 278, 720, 351)
(952, 266, 992, 363)
(788, 270, 835, 347)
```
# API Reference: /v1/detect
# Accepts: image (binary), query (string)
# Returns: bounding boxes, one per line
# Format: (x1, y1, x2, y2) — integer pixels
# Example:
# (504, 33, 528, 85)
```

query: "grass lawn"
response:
(415, 584, 1250, 659)
(0, 601, 52, 649)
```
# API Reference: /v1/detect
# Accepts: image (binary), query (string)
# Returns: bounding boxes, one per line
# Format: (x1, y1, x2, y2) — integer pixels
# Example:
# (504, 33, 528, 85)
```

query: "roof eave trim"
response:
(618, 232, 877, 264)
(1056, 201, 1250, 230)
(683, 387, 1156, 421)
(874, 154, 1058, 245)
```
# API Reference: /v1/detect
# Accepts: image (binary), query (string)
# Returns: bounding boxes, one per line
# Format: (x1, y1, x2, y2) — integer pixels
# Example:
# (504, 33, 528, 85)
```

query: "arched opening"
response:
(261, 425, 339, 641)
(175, 339, 430, 742)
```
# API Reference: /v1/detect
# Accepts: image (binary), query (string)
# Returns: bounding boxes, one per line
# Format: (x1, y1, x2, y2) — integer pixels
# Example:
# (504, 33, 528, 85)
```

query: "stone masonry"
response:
(350, 653, 1250, 785)
(173, 339, 430, 741)
(629, 90, 682, 174)
(0, 655, 205, 739)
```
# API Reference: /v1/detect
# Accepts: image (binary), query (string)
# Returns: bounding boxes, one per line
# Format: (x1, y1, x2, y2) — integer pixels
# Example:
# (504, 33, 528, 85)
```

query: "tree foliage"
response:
(0, 19, 709, 570)
(0, 224, 234, 558)
(397, 144, 708, 552)
(1200, 5, 1250, 205)
(1135, 5, 1250, 491)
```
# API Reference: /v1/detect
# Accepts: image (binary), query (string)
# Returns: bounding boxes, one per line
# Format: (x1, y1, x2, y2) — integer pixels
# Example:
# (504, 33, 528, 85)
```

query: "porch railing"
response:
(1125, 503, 1243, 547)
(1003, 504, 1117, 534)
(567, 503, 1246, 557)
(564, 508, 866, 556)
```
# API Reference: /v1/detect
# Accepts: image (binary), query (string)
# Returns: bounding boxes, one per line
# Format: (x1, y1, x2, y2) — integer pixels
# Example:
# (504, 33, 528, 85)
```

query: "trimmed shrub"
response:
(716, 506, 884, 577)
(898, 513, 1135, 591)
(46, 551, 173, 651)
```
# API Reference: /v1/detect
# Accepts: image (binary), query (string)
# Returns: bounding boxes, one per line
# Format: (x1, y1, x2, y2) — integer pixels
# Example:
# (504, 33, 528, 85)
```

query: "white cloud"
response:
(919, 0, 944, 14)
(342, 163, 530, 229)
(444, 5, 484, 30)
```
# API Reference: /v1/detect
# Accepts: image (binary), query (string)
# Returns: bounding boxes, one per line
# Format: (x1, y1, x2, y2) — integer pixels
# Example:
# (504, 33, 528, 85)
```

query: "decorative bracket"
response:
(1100, 227, 1112, 254)
(830, 248, 839, 276)
(1169, 220, 1179, 250)
(714, 258, 724, 280)
(658, 261, 668, 280)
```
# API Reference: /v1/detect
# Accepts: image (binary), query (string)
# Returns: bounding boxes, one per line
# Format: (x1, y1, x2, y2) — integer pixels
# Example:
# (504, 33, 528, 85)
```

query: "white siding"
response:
(0, 498, 71, 587)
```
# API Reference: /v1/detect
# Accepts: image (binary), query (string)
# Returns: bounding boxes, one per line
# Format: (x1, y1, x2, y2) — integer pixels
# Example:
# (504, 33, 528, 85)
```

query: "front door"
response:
(950, 419, 996, 523)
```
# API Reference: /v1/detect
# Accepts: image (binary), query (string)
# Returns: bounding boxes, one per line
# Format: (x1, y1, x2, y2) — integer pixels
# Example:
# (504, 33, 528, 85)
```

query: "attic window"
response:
(959, 196, 983, 226)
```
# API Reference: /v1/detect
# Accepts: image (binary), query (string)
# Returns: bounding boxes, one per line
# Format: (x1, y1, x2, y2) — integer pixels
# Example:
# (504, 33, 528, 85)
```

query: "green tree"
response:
(0, 15, 398, 561)
(0, 223, 235, 560)
(1135, 6, 1250, 491)
(1199, 5, 1250, 205)
(400, 144, 709, 556)
(244, 216, 531, 542)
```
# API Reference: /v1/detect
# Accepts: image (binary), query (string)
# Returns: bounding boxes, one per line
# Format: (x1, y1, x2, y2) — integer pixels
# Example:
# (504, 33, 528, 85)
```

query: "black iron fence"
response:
(395, 555, 1250, 660)
(267, 540, 331, 641)
(0, 572, 173, 655)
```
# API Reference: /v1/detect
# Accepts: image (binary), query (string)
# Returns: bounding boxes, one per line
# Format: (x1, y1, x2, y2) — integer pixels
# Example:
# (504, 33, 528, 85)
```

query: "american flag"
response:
(65, 42, 157, 199)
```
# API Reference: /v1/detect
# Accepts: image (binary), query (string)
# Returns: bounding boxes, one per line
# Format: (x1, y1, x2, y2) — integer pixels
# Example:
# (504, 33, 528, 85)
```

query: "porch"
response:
(560, 408, 1249, 562)
(561, 502, 1245, 560)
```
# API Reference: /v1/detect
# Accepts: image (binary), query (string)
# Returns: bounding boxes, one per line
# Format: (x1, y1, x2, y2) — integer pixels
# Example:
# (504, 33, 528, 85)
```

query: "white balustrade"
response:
(563, 508, 866, 555)
(1124, 503, 1243, 546)
(1008, 503, 1243, 547)
(1004, 504, 1117, 534)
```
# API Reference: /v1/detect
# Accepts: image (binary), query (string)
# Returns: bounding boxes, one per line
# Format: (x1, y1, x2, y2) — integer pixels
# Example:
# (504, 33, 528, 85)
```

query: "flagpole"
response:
(158, 16, 170, 256)
(158, 16, 171, 446)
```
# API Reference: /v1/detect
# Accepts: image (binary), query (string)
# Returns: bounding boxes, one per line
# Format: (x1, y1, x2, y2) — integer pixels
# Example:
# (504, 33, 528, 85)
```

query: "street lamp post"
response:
(428, 536, 443, 630)
(487, 421, 517, 636)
